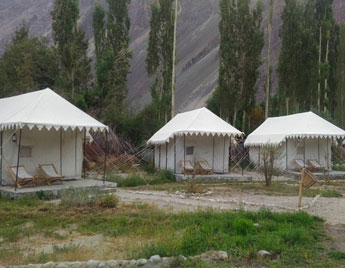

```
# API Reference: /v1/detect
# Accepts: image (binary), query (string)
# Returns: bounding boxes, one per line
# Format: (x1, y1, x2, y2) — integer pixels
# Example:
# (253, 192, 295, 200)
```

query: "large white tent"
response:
(148, 107, 242, 174)
(0, 88, 108, 186)
(245, 112, 345, 170)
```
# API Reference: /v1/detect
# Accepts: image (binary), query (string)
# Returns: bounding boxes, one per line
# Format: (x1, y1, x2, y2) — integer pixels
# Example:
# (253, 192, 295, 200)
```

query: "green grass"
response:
(0, 196, 342, 267)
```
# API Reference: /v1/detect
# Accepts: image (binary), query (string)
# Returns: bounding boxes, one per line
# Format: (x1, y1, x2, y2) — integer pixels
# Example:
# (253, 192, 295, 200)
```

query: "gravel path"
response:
(116, 189, 345, 225)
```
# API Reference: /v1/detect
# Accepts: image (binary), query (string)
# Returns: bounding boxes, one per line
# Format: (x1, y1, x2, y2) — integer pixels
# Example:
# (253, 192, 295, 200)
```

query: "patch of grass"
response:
(320, 189, 343, 197)
(328, 251, 345, 260)
(0, 197, 338, 267)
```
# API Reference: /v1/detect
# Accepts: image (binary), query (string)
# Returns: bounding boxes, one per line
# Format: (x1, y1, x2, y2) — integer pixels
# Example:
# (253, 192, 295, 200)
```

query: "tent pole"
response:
(223, 136, 225, 173)
(258, 147, 261, 167)
(184, 134, 186, 166)
(303, 138, 306, 167)
(165, 142, 168, 169)
(75, 131, 77, 177)
(83, 130, 86, 179)
(286, 139, 288, 171)
(327, 138, 329, 170)
(159, 145, 161, 170)
(318, 137, 320, 163)
(212, 136, 215, 170)
(103, 130, 108, 183)
(60, 129, 62, 175)
(0, 130, 3, 186)
(229, 136, 232, 174)
(15, 128, 22, 192)
(174, 136, 176, 173)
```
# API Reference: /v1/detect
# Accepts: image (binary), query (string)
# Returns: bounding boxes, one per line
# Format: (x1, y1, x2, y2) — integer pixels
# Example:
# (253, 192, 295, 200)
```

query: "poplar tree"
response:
(334, 23, 345, 129)
(218, 0, 264, 128)
(265, 0, 274, 119)
(51, 0, 91, 102)
(92, 0, 131, 115)
(146, 0, 175, 123)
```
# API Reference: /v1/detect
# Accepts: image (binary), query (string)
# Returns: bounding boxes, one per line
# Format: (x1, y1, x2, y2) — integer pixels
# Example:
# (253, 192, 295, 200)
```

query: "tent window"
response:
(20, 146, 32, 158)
(186, 146, 194, 156)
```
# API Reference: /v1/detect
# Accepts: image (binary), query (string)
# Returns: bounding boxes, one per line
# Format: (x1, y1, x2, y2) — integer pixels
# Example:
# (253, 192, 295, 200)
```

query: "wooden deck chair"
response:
(307, 159, 322, 172)
(197, 160, 213, 175)
(8, 165, 36, 188)
(294, 159, 306, 171)
(179, 160, 194, 175)
(38, 164, 64, 185)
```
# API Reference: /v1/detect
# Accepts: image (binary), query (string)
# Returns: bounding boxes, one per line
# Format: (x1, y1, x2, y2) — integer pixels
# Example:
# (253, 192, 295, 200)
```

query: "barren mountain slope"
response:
(0, 0, 344, 112)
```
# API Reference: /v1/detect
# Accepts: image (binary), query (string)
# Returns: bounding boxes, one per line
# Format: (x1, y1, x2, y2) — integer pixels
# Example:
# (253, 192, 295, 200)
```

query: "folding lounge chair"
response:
(307, 159, 322, 172)
(197, 160, 213, 175)
(294, 159, 306, 172)
(38, 164, 64, 185)
(179, 160, 195, 175)
(8, 165, 36, 188)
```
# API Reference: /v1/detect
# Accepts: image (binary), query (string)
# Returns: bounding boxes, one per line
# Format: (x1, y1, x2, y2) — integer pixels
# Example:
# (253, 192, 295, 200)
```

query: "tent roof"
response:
(245, 111, 345, 147)
(0, 88, 108, 132)
(147, 107, 243, 145)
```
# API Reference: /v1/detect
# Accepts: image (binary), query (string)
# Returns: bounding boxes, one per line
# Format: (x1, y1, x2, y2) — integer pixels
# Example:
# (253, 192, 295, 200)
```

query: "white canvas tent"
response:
(0, 88, 108, 187)
(245, 111, 345, 170)
(147, 107, 242, 174)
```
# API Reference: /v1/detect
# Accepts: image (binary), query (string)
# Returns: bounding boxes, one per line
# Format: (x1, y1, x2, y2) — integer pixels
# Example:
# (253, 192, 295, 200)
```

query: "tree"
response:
(218, 0, 264, 129)
(335, 23, 345, 129)
(146, 0, 175, 123)
(0, 22, 59, 98)
(92, 0, 131, 121)
(265, 0, 274, 119)
(51, 0, 91, 101)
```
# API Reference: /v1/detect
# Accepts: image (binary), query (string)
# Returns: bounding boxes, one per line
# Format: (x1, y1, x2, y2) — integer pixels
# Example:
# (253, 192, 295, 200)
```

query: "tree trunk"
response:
(233, 104, 237, 127)
(324, 38, 330, 113)
(318, 26, 322, 112)
(171, 0, 178, 119)
(285, 97, 289, 115)
(242, 111, 246, 133)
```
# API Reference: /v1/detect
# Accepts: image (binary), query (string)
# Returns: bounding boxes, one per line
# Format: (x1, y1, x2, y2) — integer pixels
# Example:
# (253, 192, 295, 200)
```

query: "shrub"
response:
(233, 218, 255, 235)
(36, 190, 51, 201)
(156, 169, 175, 182)
(60, 188, 103, 207)
(97, 194, 119, 208)
(117, 174, 147, 187)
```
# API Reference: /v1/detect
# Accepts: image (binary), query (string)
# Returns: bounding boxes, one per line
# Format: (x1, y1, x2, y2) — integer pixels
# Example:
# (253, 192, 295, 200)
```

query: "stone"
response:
(149, 255, 161, 263)
(56, 263, 68, 268)
(258, 250, 271, 257)
(42, 262, 55, 268)
(177, 255, 187, 262)
(129, 259, 137, 266)
(254, 223, 260, 227)
(98, 262, 106, 268)
(104, 260, 118, 268)
(218, 251, 228, 260)
(162, 257, 170, 262)
(86, 260, 100, 268)
(69, 262, 82, 268)
(137, 259, 148, 266)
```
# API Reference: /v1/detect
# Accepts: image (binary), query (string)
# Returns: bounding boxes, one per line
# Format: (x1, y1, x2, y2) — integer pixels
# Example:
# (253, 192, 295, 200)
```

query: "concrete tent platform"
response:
(175, 173, 252, 182)
(287, 170, 345, 180)
(0, 179, 117, 199)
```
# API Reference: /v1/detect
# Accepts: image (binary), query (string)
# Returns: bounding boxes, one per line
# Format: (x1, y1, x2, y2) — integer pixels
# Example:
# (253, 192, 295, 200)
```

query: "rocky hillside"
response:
(0, 0, 344, 112)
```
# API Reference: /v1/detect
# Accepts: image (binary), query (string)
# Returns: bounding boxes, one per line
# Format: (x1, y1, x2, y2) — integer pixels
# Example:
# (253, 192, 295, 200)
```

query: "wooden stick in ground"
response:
(298, 168, 305, 208)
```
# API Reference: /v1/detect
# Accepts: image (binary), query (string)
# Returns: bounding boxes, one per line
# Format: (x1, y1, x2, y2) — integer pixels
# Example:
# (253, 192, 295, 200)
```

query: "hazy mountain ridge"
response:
(0, 0, 344, 112)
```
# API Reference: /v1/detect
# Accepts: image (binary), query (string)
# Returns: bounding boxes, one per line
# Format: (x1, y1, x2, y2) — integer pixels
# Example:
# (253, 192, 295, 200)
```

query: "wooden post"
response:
(223, 136, 225, 173)
(229, 136, 232, 174)
(298, 177, 303, 208)
(15, 129, 22, 192)
(303, 138, 306, 167)
(286, 138, 288, 170)
(159, 145, 161, 170)
(212, 136, 215, 170)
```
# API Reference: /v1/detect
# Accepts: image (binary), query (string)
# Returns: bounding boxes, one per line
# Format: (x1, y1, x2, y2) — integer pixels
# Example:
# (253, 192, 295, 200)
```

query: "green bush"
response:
(97, 194, 119, 208)
(36, 190, 51, 201)
(60, 188, 103, 207)
(117, 174, 147, 187)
